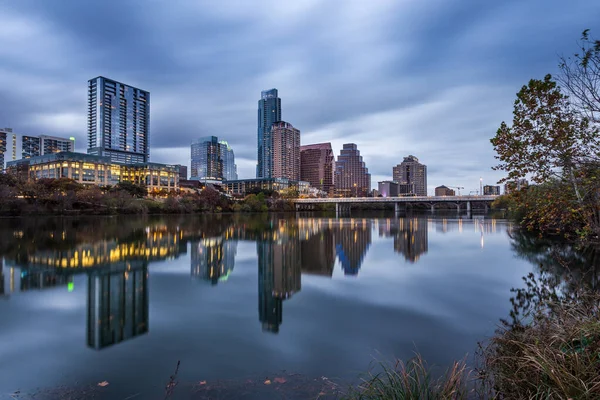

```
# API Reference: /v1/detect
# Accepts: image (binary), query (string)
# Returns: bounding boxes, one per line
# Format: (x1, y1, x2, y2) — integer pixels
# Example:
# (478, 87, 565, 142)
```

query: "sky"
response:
(0, 0, 598, 194)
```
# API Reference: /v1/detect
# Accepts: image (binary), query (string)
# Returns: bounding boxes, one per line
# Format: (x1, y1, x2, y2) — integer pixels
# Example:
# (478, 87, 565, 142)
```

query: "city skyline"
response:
(0, 1, 598, 193)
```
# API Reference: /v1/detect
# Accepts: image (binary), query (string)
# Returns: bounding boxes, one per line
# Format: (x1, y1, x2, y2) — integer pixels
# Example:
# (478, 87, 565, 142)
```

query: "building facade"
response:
(223, 178, 309, 197)
(435, 185, 456, 196)
(219, 140, 238, 181)
(22, 135, 74, 159)
(300, 143, 335, 195)
(191, 136, 223, 181)
(483, 185, 501, 195)
(6, 152, 178, 192)
(271, 121, 300, 181)
(257, 88, 281, 179)
(0, 128, 17, 172)
(334, 143, 371, 197)
(87, 76, 150, 164)
(393, 155, 427, 196)
(191, 136, 237, 181)
(176, 165, 188, 180)
(378, 181, 399, 197)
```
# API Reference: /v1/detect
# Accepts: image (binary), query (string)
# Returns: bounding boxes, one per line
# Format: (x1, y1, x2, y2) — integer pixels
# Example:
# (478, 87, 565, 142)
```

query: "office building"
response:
(87, 76, 150, 164)
(393, 155, 427, 196)
(191, 136, 237, 182)
(223, 177, 309, 197)
(220, 139, 238, 181)
(176, 165, 188, 180)
(272, 121, 300, 181)
(0, 128, 17, 172)
(257, 89, 281, 178)
(334, 143, 371, 197)
(300, 143, 335, 195)
(378, 181, 399, 197)
(22, 135, 74, 159)
(7, 152, 179, 192)
(483, 185, 501, 195)
(435, 185, 456, 196)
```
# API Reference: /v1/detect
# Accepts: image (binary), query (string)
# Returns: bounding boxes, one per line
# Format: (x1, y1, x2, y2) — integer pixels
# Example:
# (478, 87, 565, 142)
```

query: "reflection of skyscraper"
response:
(0, 259, 4, 296)
(300, 229, 335, 277)
(334, 220, 372, 275)
(393, 218, 428, 263)
(257, 223, 301, 333)
(87, 261, 149, 350)
(20, 270, 73, 292)
(190, 238, 237, 285)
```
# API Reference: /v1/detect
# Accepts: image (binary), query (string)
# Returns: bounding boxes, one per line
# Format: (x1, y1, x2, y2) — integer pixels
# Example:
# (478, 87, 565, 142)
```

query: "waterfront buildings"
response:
(6, 152, 179, 192)
(176, 165, 188, 180)
(22, 135, 74, 158)
(378, 181, 399, 197)
(334, 143, 371, 197)
(190, 237, 237, 285)
(483, 185, 501, 195)
(435, 185, 456, 196)
(0, 128, 17, 172)
(300, 143, 335, 195)
(272, 121, 300, 181)
(393, 155, 427, 196)
(222, 177, 309, 197)
(87, 76, 150, 164)
(257, 89, 282, 179)
(191, 136, 237, 181)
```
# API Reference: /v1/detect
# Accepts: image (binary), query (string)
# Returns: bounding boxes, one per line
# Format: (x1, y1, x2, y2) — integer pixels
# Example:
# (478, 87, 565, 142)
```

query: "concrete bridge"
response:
(292, 195, 498, 215)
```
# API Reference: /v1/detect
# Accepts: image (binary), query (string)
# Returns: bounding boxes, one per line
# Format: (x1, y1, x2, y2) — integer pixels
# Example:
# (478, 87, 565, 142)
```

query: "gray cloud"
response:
(0, 0, 599, 192)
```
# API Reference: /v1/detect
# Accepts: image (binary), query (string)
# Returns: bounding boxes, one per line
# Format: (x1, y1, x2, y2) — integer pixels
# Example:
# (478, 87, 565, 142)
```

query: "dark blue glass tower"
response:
(257, 89, 281, 178)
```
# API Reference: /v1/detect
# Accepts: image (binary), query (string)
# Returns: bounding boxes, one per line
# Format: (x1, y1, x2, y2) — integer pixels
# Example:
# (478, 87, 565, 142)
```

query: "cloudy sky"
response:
(0, 0, 598, 194)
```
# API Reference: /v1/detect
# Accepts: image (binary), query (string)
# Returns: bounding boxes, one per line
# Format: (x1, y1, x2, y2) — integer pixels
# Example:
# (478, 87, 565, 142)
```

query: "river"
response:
(0, 213, 539, 399)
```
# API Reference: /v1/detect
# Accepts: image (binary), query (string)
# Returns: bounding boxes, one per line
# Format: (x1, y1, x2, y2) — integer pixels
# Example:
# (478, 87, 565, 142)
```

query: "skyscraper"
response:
(87, 76, 150, 164)
(393, 155, 427, 196)
(257, 89, 281, 179)
(334, 143, 371, 197)
(271, 121, 300, 181)
(219, 139, 238, 181)
(0, 128, 16, 172)
(190, 136, 237, 181)
(300, 143, 335, 195)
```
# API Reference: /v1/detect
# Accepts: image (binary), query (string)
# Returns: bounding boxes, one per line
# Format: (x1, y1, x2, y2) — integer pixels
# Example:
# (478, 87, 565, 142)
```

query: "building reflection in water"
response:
(87, 261, 149, 350)
(258, 220, 301, 333)
(190, 238, 238, 285)
(335, 219, 372, 275)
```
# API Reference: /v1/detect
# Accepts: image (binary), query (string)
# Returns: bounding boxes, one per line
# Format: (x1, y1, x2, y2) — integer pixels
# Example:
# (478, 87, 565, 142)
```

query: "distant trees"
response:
(491, 31, 600, 240)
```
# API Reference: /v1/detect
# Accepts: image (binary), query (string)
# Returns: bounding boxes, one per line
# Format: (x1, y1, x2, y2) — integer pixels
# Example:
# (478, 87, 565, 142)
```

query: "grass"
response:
(480, 292, 600, 399)
(342, 355, 471, 399)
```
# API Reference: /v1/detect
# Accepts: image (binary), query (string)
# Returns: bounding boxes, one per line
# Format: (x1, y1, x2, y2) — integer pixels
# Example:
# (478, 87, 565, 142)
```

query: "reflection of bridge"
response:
(293, 195, 498, 214)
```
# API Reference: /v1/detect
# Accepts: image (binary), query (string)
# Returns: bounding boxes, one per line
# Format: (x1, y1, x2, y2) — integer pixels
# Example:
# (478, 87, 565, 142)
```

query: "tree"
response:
(114, 181, 147, 198)
(198, 186, 222, 212)
(558, 29, 600, 126)
(491, 74, 600, 239)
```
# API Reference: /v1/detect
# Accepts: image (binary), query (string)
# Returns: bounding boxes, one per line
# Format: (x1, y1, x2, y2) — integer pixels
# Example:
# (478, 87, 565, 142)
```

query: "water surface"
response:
(0, 214, 533, 398)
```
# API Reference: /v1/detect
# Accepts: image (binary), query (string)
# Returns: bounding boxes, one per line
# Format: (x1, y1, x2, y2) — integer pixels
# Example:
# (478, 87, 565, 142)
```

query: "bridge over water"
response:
(292, 195, 498, 215)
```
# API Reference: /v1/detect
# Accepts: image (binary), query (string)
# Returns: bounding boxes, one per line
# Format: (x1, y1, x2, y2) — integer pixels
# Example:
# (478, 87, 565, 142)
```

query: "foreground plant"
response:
(343, 355, 471, 400)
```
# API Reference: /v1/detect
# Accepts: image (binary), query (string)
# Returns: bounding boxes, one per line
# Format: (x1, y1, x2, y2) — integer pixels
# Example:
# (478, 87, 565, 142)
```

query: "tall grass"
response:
(342, 355, 471, 399)
(481, 291, 600, 399)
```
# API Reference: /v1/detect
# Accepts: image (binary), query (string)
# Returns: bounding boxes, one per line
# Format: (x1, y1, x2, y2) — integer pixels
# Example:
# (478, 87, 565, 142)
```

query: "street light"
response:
(479, 177, 483, 196)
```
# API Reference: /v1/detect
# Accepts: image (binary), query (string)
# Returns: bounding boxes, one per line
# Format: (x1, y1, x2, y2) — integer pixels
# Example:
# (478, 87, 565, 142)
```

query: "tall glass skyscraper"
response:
(257, 89, 281, 178)
(87, 76, 149, 164)
(334, 143, 371, 197)
(191, 136, 238, 181)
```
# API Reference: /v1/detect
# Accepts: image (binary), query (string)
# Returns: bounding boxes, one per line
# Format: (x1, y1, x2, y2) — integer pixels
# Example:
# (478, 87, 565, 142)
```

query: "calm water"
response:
(0, 213, 536, 398)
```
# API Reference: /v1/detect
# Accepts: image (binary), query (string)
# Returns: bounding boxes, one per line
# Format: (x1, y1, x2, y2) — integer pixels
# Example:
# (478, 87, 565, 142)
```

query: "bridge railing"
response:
(292, 195, 498, 203)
